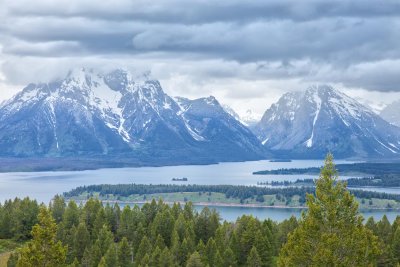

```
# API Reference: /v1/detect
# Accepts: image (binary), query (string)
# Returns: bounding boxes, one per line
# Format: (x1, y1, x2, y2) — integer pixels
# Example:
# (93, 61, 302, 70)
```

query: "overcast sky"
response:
(1, 0, 400, 117)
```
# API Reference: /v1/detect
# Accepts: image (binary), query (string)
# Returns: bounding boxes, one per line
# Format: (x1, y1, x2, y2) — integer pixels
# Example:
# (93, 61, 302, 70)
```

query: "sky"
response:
(1, 0, 400, 118)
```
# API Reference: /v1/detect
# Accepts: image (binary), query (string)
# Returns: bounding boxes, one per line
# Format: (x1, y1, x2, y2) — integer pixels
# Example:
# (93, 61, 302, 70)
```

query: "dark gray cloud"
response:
(1, 0, 400, 115)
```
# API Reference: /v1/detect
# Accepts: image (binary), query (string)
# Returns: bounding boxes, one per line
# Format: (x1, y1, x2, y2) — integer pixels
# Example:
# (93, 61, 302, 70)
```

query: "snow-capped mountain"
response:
(222, 104, 242, 122)
(253, 85, 400, 158)
(241, 109, 260, 127)
(176, 97, 265, 158)
(0, 68, 265, 163)
(380, 100, 400, 127)
(222, 105, 259, 127)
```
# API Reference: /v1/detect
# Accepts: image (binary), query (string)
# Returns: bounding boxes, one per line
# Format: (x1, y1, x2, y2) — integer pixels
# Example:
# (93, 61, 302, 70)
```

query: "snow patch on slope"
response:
(305, 92, 321, 148)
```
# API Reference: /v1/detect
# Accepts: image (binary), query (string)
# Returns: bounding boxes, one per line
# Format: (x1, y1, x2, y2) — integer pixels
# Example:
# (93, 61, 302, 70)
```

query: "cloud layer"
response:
(1, 0, 400, 115)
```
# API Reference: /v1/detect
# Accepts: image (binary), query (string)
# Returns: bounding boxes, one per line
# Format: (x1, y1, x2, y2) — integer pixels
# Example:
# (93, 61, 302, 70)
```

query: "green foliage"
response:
(246, 247, 262, 267)
(186, 252, 204, 267)
(118, 237, 132, 267)
(17, 206, 67, 267)
(278, 154, 381, 266)
(0, 198, 39, 240)
(7, 252, 18, 267)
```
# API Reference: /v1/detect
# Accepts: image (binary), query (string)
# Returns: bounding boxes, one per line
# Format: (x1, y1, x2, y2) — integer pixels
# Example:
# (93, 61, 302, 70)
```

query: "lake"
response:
(0, 159, 399, 222)
(192, 205, 399, 223)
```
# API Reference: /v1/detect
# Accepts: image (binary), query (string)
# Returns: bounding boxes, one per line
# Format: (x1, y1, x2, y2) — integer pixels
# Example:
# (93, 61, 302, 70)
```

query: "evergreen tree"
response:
(186, 252, 204, 267)
(68, 258, 80, 267)
(17, 206, 67, 267)
(90, 240, 103, 267)
(223, 247, 237, 267)
(118, 237, 132, 267)
(278, 154, 381, 266)
(104, 244, 118, 267)
(140, 253, 150, 267)
(135, 236, 152, 265)
(155, 234, 166, 250)
(98, 257, 107, 267)
(246, 247, 262, 267)
(73, 222, 90, 261)
(81, 247, 91, 267)
(159, 247, 176, 267)
(50, 195, 65, 223)
(392, 227, 400, 264)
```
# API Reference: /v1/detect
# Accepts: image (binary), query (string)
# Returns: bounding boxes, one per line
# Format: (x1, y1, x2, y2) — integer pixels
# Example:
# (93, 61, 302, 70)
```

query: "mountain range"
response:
(0, 69, 399, 165)
(0, 68, 264, 165)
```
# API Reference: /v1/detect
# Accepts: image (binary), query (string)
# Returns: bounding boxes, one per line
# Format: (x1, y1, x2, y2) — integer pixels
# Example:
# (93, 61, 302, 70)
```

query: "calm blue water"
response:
(195, 205, 400, 223)
(0, 159, 399, 222)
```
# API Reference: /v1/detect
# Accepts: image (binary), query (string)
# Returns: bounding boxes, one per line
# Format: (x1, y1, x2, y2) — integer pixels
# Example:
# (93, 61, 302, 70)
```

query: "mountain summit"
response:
(253, 85, 400, 158)
(0, 68, 265, 163)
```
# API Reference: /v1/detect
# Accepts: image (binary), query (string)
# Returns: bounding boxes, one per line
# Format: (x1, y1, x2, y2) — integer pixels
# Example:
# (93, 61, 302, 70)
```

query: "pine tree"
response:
(186, 252, 204, 267)
(159, 247, 176, 267)
(68, 258, 79, 267)
(246, 247, 261, 267)
(50, 195, 65, 223)
(73, 222, 90, 261)
(118, 237, 132, 267)
(104, 244, 118, 267)
(135, 236, 152, 265)
(278, 154, 381, 266)
(223, 247, 237, 267)
(17, 206, 67, 267)
(392, 227, 400, 264)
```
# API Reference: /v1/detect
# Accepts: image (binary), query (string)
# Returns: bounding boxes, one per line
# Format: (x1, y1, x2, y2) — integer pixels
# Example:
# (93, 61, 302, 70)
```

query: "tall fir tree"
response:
(186, 252, 204, 267)
(278, 154, 381, 266)
(17, 206, 67, 267)
(118, 237, 132, 267)
(246, 246, 262, 267)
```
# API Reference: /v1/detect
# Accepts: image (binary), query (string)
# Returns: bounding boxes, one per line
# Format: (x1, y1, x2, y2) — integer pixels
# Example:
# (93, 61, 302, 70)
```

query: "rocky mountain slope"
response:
(253, 85, 400, 158)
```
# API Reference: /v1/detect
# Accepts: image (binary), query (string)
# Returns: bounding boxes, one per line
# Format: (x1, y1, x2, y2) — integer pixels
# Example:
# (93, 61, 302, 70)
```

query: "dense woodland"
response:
(1, 155, 400, 266)
(64, 183, 400, 203)
(253, 162, 400, 175)
(2, 196, 400, 266)
(265, 174, 400, 188)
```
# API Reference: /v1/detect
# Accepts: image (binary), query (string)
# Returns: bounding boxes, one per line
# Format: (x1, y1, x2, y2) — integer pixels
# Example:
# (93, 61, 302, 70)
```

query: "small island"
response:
(172, 177, 188, 181)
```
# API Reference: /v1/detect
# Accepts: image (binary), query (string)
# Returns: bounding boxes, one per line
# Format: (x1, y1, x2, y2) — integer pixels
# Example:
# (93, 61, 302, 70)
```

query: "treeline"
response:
(64, 184, 315, 203)
(253, 162, 400, 175)
(264, 174, 400, 188)
(64, 183, 400, 203)
(347, 174, 400, 187)
(2, 196, 400, 266)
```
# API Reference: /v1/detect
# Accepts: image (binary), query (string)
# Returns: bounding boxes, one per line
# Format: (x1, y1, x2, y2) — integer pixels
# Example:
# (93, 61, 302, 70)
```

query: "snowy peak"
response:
(254, 85, 400, 158)
(380, 99, 400, 127)
(0, 68, 265, 162)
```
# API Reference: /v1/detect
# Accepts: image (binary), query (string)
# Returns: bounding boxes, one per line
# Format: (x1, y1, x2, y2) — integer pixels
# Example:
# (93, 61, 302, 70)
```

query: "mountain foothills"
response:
(0, 68, 264, 164)
(0, 69, 399, 163)
(253, 85, 400, 158)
